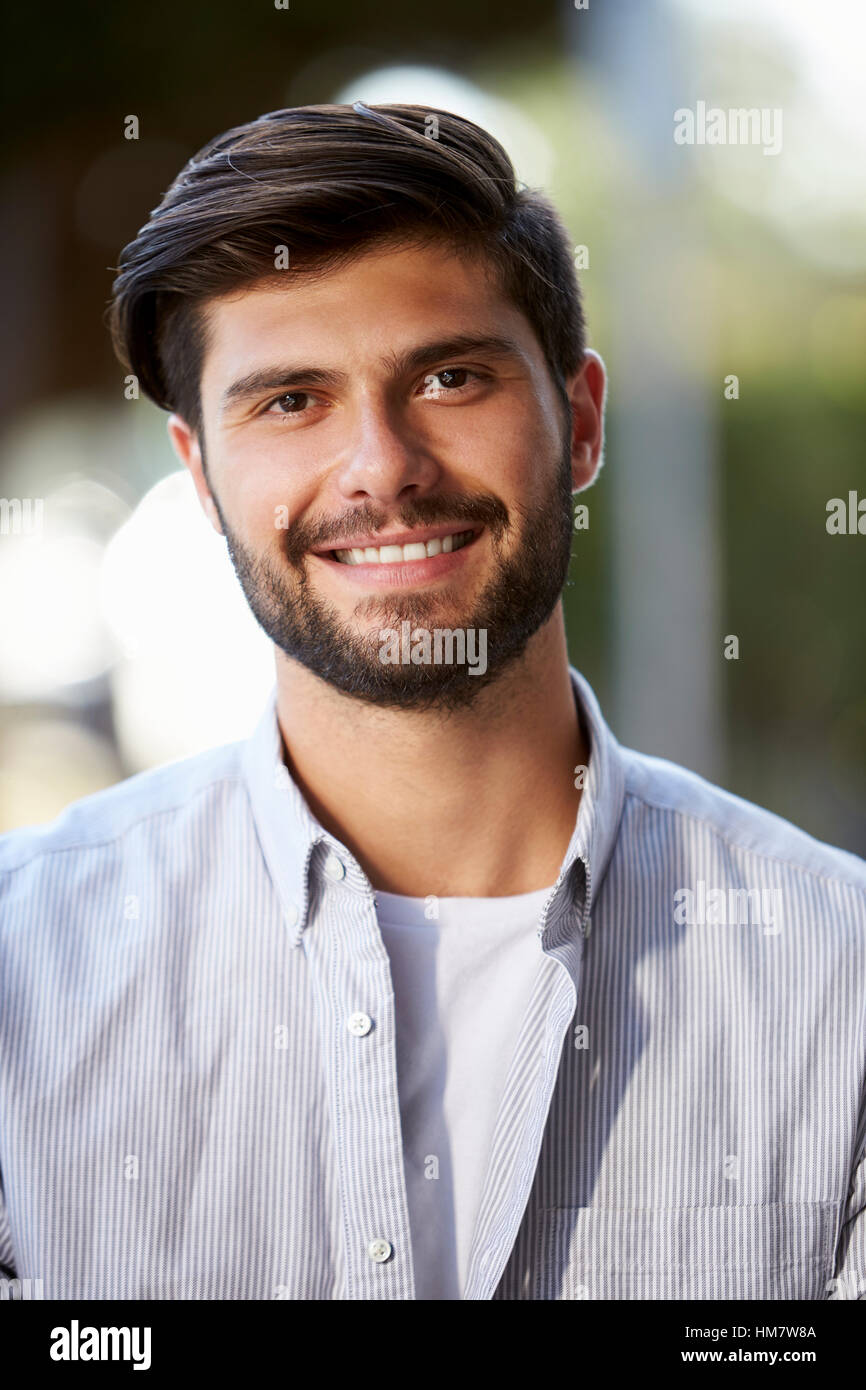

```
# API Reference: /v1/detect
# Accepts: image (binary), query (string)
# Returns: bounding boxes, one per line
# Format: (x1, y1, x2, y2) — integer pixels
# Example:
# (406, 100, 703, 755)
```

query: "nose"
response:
(334, 398, 441, 505)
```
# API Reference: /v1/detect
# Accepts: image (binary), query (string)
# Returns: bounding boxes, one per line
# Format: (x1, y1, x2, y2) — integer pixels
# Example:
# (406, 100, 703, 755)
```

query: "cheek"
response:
(218, 458, 315, 543)
(437, 403, 545, 488)
(489, 413, 562, 506)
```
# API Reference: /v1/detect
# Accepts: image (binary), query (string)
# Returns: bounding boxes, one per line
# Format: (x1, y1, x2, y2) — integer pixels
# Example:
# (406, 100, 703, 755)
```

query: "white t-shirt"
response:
(374, 883, 554, 1300)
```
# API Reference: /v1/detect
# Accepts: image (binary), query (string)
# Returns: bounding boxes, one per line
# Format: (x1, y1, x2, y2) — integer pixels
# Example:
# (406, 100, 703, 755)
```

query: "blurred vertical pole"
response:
(561, 0, 723, 781)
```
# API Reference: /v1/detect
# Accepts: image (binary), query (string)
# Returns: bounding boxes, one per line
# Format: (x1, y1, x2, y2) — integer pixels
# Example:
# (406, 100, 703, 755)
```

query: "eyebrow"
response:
(218, 333, 529, 413)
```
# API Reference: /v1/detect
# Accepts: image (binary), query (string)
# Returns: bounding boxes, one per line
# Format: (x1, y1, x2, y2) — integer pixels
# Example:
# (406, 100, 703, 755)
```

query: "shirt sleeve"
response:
(829, 1092, 866, 1300)
(0, 1167, 16, 1279)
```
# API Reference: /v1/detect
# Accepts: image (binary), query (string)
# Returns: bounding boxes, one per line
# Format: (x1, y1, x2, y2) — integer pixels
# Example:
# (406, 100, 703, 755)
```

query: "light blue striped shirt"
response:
(1, 668, 864, 1300)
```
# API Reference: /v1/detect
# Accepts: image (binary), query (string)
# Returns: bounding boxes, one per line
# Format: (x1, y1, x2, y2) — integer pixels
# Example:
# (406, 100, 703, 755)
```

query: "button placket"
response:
(302, 860, 415, 1298)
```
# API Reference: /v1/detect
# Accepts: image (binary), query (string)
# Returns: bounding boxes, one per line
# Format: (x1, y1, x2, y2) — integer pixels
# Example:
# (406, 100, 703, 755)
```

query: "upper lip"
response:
(310, 523, 481, 554)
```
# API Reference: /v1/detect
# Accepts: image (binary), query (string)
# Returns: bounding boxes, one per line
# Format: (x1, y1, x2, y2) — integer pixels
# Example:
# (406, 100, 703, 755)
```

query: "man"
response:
(0, 103, 863, 1302)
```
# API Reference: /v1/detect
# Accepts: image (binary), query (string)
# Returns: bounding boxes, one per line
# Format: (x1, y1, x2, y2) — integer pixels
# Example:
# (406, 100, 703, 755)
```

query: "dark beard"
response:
(209, 437, 574, 712)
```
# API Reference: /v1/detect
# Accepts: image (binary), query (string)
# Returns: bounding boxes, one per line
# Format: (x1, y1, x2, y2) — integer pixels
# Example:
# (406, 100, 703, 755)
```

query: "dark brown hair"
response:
(107, 102, 586, 435)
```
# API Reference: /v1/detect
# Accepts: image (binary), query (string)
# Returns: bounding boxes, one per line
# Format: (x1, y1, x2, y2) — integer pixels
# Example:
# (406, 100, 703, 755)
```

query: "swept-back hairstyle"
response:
(107, 102, 585, 433)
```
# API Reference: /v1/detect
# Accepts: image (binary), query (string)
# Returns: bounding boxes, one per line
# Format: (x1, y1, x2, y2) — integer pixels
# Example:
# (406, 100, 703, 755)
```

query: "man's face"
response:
(178, 241, 585, 710)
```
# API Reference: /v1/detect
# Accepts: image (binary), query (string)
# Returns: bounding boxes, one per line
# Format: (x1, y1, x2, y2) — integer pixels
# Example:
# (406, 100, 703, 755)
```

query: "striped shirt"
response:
(0, 666, 864, 1300)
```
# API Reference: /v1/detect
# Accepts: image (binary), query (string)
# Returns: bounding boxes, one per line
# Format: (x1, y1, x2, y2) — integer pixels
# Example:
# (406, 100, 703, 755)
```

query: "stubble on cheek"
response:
(205, 411, 573, 709)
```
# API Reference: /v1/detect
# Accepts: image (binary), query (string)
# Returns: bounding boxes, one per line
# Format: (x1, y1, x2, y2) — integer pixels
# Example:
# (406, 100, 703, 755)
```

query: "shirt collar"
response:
(241, 665, 627, 948)
(552, 664, 627, 942)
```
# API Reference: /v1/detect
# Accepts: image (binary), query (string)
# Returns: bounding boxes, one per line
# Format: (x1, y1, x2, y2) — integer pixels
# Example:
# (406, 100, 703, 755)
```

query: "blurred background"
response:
(0, 0, 863, 852)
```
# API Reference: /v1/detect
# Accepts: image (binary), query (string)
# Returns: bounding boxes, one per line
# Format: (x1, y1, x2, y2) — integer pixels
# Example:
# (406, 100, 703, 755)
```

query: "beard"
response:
(208, 434, 574, 712)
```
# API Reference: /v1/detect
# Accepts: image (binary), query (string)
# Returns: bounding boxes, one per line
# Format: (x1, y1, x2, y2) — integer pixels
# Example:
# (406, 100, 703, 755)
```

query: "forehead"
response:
(199, 240, 542, 392)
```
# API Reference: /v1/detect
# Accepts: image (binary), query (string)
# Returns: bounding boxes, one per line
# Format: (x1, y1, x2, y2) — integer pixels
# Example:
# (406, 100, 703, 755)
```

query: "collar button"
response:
(323, 853, 346, 882)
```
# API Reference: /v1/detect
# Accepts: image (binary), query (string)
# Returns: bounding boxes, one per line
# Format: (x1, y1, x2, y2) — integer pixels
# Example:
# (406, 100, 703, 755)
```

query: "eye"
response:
(419, 367, 484, 399)
(262, 391, 318, 416)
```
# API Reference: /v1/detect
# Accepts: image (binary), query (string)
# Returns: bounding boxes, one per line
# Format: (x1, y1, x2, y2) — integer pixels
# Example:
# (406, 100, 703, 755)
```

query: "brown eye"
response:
(437, 369, 467, 388)
(421, 368, 480, 397)
(269, 393, 309, 414)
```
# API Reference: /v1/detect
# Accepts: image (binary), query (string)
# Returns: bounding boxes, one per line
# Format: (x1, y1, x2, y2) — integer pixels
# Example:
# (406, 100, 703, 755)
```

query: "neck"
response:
(273, 607, 587, 898)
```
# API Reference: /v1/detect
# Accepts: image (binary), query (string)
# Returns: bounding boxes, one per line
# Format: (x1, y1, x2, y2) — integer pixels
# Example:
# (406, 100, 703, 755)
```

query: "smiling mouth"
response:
(330, 528, 478, 566)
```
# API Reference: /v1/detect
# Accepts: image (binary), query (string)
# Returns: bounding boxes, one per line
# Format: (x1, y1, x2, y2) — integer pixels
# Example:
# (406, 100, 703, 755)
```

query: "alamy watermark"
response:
(674, 880, 782, 935)
(50, 1320, 151, 1370)
(378, 621, 487, 676)
(0, 1276, 44, 1299)
(826, 490, 865, 534)
(0, 497, 44, 536)
(674, 102, 782, 156)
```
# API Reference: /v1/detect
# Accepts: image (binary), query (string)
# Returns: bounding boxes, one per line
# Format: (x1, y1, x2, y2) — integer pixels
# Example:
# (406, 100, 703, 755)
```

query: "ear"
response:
(167, 414, 224, 535)
(565, 348, 607, 493)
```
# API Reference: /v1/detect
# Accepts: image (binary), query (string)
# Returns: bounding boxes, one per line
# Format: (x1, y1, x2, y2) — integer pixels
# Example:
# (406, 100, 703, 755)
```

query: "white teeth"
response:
(332, 530, 474, 565)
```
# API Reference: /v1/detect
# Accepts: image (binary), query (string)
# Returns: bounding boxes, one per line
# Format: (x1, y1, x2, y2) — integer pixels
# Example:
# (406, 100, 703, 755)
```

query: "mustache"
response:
(282, 493, 510, 567)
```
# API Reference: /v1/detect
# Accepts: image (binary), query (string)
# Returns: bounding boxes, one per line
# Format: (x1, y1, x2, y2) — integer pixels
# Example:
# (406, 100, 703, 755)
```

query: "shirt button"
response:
(323, 853, 346, 881)
(368, 1238, 393, 1263)
(347, 1011, 372, 1036)
(583, 916, 592, 939)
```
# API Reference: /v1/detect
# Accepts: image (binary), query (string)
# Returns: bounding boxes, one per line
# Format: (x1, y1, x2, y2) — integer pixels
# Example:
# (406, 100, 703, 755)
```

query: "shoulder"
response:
(0, 740, 247, 880)
(619, 745, 866, 895)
